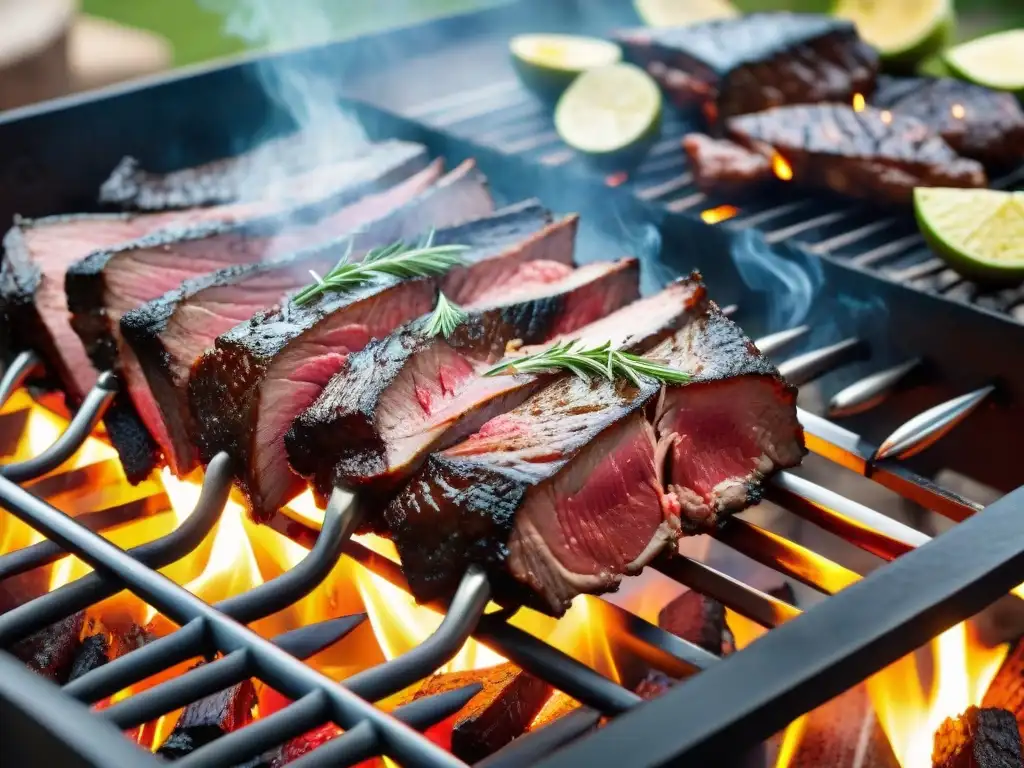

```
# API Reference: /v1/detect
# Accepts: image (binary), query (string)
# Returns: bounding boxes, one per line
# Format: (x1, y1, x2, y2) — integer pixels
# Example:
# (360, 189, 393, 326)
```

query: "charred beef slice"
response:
(387, 295, 805, 614)
(687, 103, 987, 204)
(615, 13, 878, 125)
(290, 275, 701, 511)
(100, 131, 368, 211)
(64, 142, 432, 482)
(682, 133, 773, 197)
(189, 205, 589, 522)
(871, 75, 1024, 167)
(0, 141, 426, 409)
(286, 236, 640, 504)
(120, 161, 497, 478)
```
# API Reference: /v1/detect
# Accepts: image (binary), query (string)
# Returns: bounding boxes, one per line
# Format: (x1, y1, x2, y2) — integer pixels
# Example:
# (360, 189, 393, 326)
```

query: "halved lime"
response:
(510, 34, 622, 100)
(944, 30, 1024, 96)
(634, 0, 738, 27)
(835, 0, 955, 73)
(554, 63, 662, 163)
(915, 188, 1024, 283)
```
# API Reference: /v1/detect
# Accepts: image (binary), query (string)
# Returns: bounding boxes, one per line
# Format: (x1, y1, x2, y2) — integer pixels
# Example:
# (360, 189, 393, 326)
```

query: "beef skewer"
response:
(387, 291, 805, 614)
(64, 143, 437, 482)
(615, 13, 878, 126)
(119, 162, 503, 478)
(1, 140, 428, 415)
(287, 256, 640, 506)
(189, 204, 579, 522)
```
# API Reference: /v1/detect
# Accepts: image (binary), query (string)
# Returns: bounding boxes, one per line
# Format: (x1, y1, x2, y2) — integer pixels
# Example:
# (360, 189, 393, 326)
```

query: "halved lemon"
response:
(944, 30, 1024, 96)
(554, 63, 662, 162)
(914, 188, 1024, 284)
(510, 34, 622, 100)
(835, 0, 955, 73)
(633, 0, 738, 27)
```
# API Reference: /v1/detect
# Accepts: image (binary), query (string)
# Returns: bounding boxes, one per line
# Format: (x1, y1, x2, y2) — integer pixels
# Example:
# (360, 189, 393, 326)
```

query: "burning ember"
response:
(951, 103, 966, 120)
(700, 204, 740, 225)
(772, 153, 794, 182)
(604, 171, 629, 187)
(852, 92, 866, 112)
(866, 622, 1008, 768)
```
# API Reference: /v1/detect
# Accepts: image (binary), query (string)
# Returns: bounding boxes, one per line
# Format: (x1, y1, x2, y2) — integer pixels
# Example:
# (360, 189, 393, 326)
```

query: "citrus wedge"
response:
(835, 0, 954, 72)
(634, 0, 738, 27)
(944, 30, 1024, 95)
(914, 188, 1024, 283)
(510, 34, 622, 100)
(555, 63, 662, 162)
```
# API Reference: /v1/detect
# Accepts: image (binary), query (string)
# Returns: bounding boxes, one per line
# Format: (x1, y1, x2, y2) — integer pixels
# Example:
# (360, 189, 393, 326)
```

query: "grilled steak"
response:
(871, 75, 1024, 167)
(682, 134, 772, 198)
(686, 103, 987, 203)
(287, 254, 640, 504)
(65, 144, 434, 482)
(387, 293, 805, 614)
(189, 206, 592, 522)
(616, 13, 878, 126)
(99, 132, 367, 211)
(0, 206, 256, 405)
(121, 177, 526, 480)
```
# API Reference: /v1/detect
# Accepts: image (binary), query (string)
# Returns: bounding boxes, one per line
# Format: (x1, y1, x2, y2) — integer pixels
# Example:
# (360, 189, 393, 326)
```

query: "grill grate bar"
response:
(763, 208, 863, 245)
(849, 233, 924, 267)
(730, 201, 813, 230)
(875, 385, 995, 461)
(827, 358, 922, 418)
(0, 351, 43, 410)
(807, 218, 901, 255)
(404, 79, 520, 119)
(636, 174, 694, 201)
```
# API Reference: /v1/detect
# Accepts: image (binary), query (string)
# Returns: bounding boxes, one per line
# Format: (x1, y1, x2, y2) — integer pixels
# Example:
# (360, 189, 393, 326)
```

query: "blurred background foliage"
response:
(82, 0, 1024, 67)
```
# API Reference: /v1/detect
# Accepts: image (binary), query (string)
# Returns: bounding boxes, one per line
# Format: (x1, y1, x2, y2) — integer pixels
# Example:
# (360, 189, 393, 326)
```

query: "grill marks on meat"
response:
(682, 134, 772, 198)
(686, 104, 987, 204)
(871, 75, 1024, 167)
(387, 292, 804, 614)
(64, 143, 431, 482)
(286, 251, 641, 504)
(119, 160, 496, 477)
(616, 13, 878, 125)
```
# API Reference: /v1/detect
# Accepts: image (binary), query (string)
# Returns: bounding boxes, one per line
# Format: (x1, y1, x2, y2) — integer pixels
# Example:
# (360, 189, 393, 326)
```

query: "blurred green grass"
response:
(83, 0, 1024, 66)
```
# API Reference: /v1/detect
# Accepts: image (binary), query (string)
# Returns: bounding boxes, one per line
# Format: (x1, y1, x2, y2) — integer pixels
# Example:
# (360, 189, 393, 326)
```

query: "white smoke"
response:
(730, 229, 824, 330)
(200, 0, 370, 196)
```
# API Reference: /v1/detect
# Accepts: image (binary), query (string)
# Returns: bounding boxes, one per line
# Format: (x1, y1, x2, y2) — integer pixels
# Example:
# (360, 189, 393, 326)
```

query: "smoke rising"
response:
(730, 229, 824, 330)
(201, 0, 370, 186)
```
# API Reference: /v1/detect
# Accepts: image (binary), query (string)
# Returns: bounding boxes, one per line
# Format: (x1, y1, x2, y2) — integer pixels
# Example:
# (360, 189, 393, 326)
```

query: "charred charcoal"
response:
(156, 666, 258, 759)
(274, 724, 342, 766)
(983, 637, 1024, 741)
(9, 611, 86, 683)
(413, 663, 551, 763)
(933, 707, 1024, 768)
(634, 670, 675, 700)
(658, 589, 735, 656)
(774, 684, 898, 768)
(67, 633, 110, 682)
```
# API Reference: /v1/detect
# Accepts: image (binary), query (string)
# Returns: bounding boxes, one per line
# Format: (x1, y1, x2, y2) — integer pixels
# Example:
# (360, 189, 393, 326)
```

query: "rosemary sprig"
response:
(293, 229, 469, 306)
(484, 340, 691, 386)
(423, 292, 468, 339)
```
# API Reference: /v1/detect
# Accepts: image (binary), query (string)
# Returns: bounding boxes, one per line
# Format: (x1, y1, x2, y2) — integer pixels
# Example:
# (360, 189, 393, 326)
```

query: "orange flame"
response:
(772, 154, 794, 182)
(853, 92, 866, 112)
(867, 622, 1008, 768)
(775, 715, 808, 768)
(700, 205, 740, 225)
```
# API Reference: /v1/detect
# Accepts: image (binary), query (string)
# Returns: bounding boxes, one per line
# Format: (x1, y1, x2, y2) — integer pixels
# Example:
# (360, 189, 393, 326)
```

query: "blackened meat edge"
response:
(387, 292, 805, 614)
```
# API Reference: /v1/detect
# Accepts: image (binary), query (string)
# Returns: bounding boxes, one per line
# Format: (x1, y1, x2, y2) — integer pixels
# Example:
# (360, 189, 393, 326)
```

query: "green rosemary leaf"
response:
(293, 235, 469, 306)
(483, 340, 690, 386)
(423, 292, 468, 339)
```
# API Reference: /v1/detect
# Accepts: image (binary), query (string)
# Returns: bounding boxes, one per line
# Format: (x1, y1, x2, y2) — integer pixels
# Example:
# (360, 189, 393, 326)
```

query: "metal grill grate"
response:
(1, 306, 1022, 767)
(381, 76, 1024, 325)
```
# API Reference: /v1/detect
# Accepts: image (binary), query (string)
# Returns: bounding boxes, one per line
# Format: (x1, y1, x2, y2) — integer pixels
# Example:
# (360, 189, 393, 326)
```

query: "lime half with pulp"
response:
(634, 0, 738, 27)
(944, 30, 1024, 96)
(915, 188, 1024, 283)
(555, 63, 662, 163)
(510, 34, 622, 100)
(835, 0, 954, 73)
